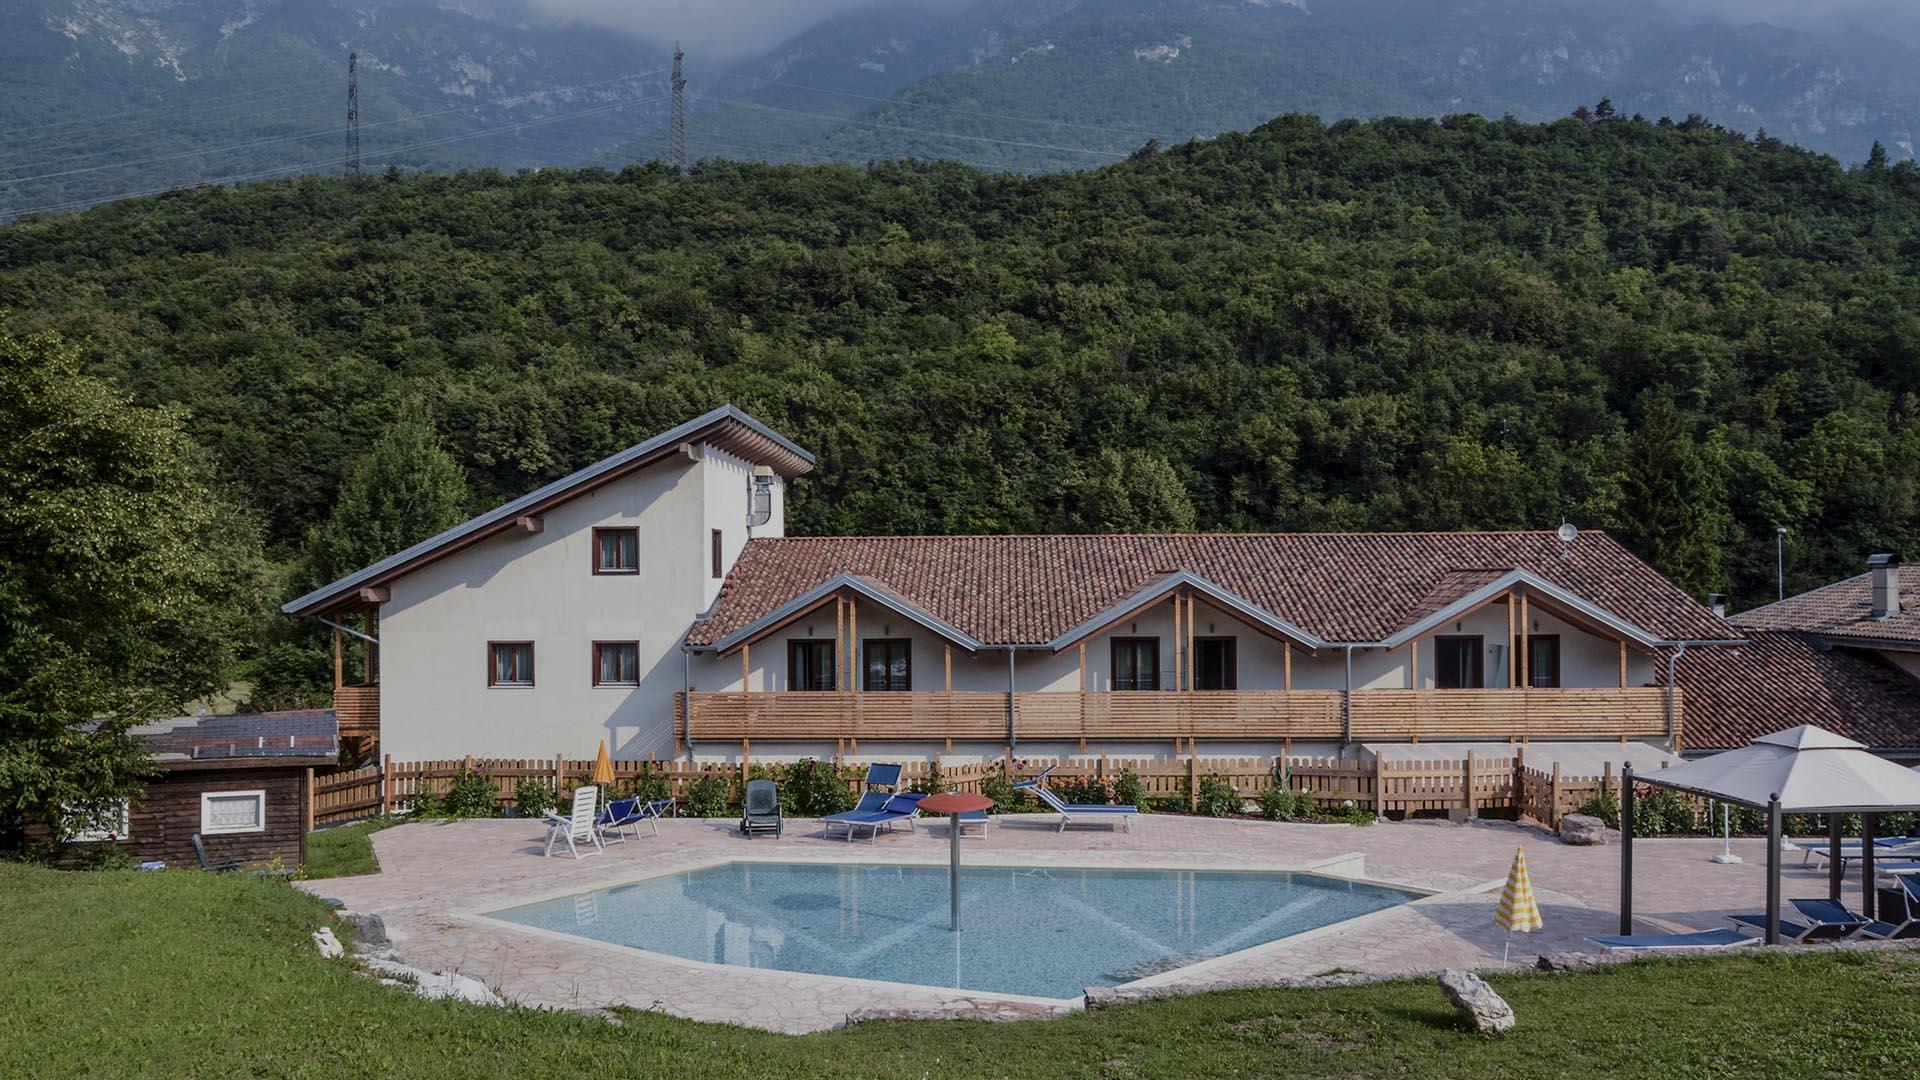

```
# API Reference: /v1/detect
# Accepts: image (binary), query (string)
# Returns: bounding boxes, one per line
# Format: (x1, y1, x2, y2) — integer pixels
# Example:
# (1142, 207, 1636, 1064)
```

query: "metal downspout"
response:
(1006, 648, 1018, 753)
(1664, 643, 1686, 751)
(1342, 644, 1355, 747)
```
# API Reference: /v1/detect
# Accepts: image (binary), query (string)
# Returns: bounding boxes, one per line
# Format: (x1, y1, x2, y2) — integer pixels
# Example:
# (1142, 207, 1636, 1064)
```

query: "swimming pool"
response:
(487, 861, 1421, 999)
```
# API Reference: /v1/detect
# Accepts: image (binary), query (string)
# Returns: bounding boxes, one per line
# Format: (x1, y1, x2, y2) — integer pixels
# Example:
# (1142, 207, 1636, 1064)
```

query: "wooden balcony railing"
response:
(333, 684, 380, 741)
(677, 687, 1679, 746)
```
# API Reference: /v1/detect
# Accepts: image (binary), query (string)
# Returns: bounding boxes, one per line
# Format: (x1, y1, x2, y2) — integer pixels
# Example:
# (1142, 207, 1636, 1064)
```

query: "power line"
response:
(709, 72, 1162, 138)
(718, 100, 1129, 158)
(0, 78, 337, 137)
(0, 68, 670, 185)
(8, 92, 672, 217)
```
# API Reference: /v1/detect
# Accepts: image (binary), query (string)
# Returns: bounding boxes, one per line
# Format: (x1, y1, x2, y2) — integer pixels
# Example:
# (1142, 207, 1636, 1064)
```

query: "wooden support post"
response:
(303, 767, 316, 838)
(333, 626, 345, 690)
(1283, 643, 1292, 691)
(363, 603, 377, 684)
(1185, 594, 1195, 692)
(1618, 640, 1629, 688)
(944, 644, 953, 693)
(1171, 592, 1183, 691)
(1519, 591, 1531, 689)
(741, 644, 750, 692)
(849, 598, 859, 693)
(1507, 594, 1518, 688)
(1409, 639, 1419, 689)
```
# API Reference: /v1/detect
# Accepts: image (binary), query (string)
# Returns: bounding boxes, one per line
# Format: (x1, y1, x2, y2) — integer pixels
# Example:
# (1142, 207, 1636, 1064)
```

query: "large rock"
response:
(363, 957, 503, 1006)
(1437, 969, 1515, 1034)
(1559, 814, 1613, 846)
(336, 910, 390, 950)
(312, 927, 344, 960)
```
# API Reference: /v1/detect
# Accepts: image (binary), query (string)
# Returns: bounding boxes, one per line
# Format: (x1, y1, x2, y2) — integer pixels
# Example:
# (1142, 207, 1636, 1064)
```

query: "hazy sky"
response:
(521, 0, 911, 59)
(518, 0, 1920, 59)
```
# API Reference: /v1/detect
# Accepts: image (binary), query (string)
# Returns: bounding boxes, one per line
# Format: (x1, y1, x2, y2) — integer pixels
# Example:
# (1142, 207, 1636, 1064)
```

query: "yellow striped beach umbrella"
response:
(1496, 846, 1542, 962)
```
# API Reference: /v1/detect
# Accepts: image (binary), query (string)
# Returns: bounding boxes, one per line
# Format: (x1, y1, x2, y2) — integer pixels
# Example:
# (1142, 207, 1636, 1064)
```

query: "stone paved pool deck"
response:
(304, 814, 1832, 1033)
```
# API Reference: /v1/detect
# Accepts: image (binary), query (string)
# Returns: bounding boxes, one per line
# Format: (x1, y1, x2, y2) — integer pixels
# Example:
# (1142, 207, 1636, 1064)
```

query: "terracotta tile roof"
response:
(1729, 565, 1920, 646)
(689, 531, 1732, 648)
(1667, 631, 1920, 752)
(131, 710, 339, 763)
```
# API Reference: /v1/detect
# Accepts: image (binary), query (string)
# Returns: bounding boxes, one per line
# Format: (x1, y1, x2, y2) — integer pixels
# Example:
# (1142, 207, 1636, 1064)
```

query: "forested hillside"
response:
(4, 112, 1919, 624)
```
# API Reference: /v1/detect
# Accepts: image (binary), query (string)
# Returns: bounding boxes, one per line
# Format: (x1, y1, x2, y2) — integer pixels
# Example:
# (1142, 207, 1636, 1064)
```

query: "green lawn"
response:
(4, 860, 1918, 1078)
(302, 819, 394, 880)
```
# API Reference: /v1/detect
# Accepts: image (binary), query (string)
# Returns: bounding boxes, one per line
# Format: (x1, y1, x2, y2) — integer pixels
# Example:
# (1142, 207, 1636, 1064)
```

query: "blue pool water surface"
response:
(488, 862, 1419, 999)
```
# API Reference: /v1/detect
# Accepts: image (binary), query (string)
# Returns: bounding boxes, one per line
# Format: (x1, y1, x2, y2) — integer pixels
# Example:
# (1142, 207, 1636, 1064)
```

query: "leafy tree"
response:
(1614, 391, 1725, 596)
(0, 325, 261, 847)
(303, 412, 471, 589)
(1069, 449, 1197, 532)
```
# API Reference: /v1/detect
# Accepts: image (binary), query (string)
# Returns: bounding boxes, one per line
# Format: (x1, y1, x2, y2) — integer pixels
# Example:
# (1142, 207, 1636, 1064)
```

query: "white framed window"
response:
(201, 790, 267, 835)
(66, 801, 130, 842)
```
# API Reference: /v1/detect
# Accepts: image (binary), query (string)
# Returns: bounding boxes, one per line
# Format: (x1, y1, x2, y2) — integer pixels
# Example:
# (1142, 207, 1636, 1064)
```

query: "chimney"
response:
(1869, 553, 1901, 620)
(1706, 593, 1727, 618)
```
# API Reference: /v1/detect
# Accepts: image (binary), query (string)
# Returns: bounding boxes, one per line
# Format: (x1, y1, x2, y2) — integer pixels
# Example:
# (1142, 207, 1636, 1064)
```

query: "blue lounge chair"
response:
(1013, 767, 1138, 833)
(1797, 835, 1920, 871)
(842, 792, 931, 843)
(1586, 928, 1758, 951)
(1864, 875, 1920, 940)
(597, 797, 673, 843)
(822, 764, 907, 841)
(1729, 898, 1868, 942)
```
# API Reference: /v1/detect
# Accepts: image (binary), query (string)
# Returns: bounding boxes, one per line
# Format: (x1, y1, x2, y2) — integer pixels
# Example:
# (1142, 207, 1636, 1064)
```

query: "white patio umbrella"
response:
(1619, 725, 1920, 945)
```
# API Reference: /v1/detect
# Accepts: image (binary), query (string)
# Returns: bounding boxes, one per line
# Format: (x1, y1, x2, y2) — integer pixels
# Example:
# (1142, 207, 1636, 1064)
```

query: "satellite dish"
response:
(1556, 521, 1580, 543)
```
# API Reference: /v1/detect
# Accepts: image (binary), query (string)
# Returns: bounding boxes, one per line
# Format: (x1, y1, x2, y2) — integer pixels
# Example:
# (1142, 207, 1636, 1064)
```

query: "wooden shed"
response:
(58, 710, 338, 871)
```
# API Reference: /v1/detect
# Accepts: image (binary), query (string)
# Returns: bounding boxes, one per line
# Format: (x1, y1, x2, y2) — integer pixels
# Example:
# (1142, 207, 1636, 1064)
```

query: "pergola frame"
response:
(1620, 762, 1920, 945)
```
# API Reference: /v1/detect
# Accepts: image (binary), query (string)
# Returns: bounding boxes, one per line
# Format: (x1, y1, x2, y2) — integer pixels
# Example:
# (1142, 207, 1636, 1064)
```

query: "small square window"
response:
(593, 527, 639, 574)
(66, 800, 130, 842)
(593, 641, 640, 686)
(201, 791, 265, 835)
(489, 642, 535, 687)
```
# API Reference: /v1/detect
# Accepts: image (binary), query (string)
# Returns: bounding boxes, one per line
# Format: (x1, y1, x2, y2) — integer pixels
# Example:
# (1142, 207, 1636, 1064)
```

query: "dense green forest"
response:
(4, 111, 1920, 649)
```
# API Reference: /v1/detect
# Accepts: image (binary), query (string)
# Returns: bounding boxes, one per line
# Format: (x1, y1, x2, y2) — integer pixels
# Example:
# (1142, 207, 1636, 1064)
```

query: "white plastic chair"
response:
(543, 786, 604, 859)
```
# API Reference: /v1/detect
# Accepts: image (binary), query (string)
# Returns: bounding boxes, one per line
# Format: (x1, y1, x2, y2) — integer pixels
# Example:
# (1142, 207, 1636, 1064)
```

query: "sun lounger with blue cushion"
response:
(598, 796, 674, 843)
(826, 791, 929, 843)
(1729, 898, 1868, 942)
(1586, 928, 1758, 951)
(821, 764, 922, 842)
(1797, 835, 1920, 870)
(1013, 766, 1138, 833)
(1864, 874, 1920, 940)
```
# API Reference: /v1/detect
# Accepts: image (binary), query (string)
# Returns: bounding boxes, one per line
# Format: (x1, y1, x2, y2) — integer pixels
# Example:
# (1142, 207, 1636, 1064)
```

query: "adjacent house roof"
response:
(1729, 565, 1920, 649)
(131, 710, 339, 765)
(283, 406, 814, 617)
(687, 531, 1734, 650)
(1664, 631, 1920, 753)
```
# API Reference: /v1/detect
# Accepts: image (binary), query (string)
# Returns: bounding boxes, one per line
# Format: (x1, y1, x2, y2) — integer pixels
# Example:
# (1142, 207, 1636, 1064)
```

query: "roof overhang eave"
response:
(701, 573, 985, 655)
(1040, 570, 1329, 653)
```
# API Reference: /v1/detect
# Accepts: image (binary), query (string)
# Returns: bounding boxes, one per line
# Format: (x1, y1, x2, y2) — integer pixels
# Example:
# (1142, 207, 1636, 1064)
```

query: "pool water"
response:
(488, 862, 1419, 999)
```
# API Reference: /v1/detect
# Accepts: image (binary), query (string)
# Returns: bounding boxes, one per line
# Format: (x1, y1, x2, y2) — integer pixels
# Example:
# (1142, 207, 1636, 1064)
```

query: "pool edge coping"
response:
(443, 850, 1452, 1013)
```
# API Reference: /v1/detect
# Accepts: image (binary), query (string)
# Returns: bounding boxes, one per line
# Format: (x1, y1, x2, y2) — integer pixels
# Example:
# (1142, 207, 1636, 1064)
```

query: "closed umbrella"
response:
(1496, 846, 1543, 963)
(590, 741, 615, 808)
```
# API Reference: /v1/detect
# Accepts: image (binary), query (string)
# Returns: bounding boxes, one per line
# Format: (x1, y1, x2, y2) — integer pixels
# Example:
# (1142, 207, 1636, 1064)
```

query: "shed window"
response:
(863, 639, 912, 691)
(1434, 636, 1485, 689)
(789, 640, 836, 691)
(201, 791, 266, 835)
(66, 800, 129, 842)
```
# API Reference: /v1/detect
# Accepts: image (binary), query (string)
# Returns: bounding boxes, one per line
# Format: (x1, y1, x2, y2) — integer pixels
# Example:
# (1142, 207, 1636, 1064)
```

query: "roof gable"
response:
(1730, 565, 1920, 647)
(284, 406, 813, 617)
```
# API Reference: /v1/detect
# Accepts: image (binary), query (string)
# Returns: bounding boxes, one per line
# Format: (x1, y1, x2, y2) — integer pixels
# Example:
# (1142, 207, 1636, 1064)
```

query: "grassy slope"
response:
(301, 820, 392, 880)
(4, 861, 1920, 1078)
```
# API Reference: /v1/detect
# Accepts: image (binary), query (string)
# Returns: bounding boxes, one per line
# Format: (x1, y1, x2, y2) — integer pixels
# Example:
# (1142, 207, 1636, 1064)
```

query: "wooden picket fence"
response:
(310, 750, 1620, 827)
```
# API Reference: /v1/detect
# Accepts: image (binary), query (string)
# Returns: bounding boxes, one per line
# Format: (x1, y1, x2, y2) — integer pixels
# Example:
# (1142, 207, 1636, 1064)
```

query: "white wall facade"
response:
(376, 443, 781, 761)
